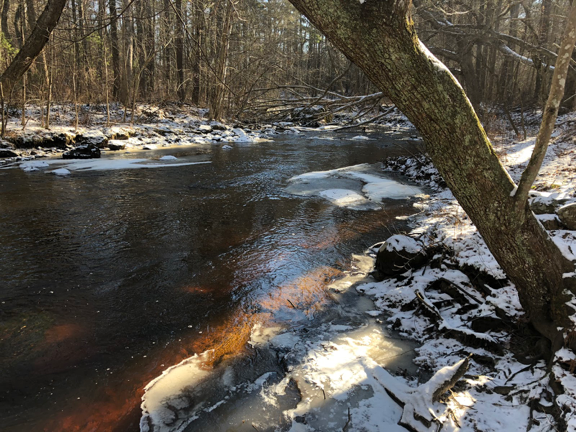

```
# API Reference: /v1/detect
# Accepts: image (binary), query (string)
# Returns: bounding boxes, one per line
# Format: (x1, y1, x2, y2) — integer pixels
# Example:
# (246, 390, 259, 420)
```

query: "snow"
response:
(36, 158, 211, 172)
(159, 155, 177, 160)
(286, 163, 422, 210)
(50, 168, 71, 176)
(20, 160, 49, 171)
(384, 234, 422, 254)
(318, 188, 372, 208)
(140, 352, 212, 432)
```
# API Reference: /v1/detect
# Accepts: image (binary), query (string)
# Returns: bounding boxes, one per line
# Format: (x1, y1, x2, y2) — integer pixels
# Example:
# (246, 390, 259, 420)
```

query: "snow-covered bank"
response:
(0, 103, 296, 168)
(371, 117, 576, 431)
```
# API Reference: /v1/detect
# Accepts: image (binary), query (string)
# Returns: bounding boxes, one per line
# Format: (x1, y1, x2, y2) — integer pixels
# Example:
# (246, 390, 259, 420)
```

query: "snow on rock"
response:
(384, 234, 421, 254)
(159, 155, 178, 160)
(50, 168, 71, 176)
(231, 128, 255, 143)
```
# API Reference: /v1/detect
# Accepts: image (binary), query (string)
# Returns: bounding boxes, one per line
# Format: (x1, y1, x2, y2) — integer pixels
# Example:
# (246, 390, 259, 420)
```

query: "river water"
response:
(0, 129, 422, 431)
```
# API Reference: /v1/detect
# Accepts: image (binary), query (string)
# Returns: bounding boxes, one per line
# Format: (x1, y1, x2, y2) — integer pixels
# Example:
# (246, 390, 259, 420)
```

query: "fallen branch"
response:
(371, 356, 471, 432)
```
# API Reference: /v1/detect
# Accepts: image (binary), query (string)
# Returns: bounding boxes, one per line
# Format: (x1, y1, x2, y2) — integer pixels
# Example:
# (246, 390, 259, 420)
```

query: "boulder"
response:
(537, 214, 564, 230)
(210, 122, 227, 131)
(62, 144, 101, 159)
(558, 203, 576, 230)
(372, 234, 426, 281)
(75, 133, 108, 148)
(154, 127, 173, 136)
(530, 194, 568, 214)
(0, 149, 18, 158)
(0, 139, 15, 149)
(43, 132, 75, 149)
(9, 134, 40, 149)
(198, 124, 213, 133)
(108, 140, 126, 151)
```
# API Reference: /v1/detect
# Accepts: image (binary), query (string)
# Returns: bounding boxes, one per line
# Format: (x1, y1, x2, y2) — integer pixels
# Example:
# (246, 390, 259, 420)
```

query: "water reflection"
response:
(0, 131, 423, 431)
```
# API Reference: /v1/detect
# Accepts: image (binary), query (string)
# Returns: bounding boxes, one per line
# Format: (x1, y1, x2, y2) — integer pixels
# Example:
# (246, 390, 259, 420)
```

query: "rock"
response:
(43, 132, 75, 149)
(0, 139, 15, 149)
(75, 133, 108, 148)
(107, 129, 130, 140)
(372, 234, 426, 281)
(198, 124, 213, 133)
(290, 105, 325, 124)
(9, 134, 40, 149)
(530, 195, 568, 214)
(0, 149, 18, 158)
(210, 122, 227, 131)
(154, 127, 173, 136)
(558, 203, 576, 230)
(62, 144, 101, 159)
(537, 214, 564, 230)
(108, 140, 126, 151)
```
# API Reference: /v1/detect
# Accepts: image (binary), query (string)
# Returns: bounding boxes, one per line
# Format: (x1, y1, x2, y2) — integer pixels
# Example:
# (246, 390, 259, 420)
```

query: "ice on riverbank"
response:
(286, 163, 423, 210)
(17, 157, 211, 172)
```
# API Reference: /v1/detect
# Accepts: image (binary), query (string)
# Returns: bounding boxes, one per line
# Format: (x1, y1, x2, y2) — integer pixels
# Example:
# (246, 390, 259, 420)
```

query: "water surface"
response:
(0, 129, 422, 431)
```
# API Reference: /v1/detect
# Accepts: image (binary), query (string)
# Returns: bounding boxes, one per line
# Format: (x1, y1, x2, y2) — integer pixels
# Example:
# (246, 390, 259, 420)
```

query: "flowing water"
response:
(0, 129, 423, 431)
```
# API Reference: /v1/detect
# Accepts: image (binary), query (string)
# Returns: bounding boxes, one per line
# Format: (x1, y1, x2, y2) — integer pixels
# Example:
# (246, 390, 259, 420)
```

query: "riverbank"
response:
(2, 102, 576, 431)
(138, 111, 576, 431)
(361, 113, 576, 431)
(0, 102, 416, 167)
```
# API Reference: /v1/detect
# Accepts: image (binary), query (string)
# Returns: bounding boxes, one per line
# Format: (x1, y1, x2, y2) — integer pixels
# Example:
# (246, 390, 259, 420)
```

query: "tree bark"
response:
(109, 0, 121, 99)
(175, 0, 185, 102)
(1, 0, 11, 45)
(286, 0, 573, 343)
(1, 0, 67, 98)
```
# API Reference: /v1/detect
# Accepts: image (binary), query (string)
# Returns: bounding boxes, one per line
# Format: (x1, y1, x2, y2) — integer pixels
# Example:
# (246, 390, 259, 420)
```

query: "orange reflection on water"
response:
(40, 265, 343, 432)
(260, 266, 342, 320)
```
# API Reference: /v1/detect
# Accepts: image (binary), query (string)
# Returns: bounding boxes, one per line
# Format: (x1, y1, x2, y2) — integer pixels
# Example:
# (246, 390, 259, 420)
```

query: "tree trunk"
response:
(209, 0, 233, 120)
(1, 0, 11, 45)
(286, 0, 574, 343)
(534, 0, 552, 105)
(175, 0, 185, 102)
(191, 0, 203, 105)
(109, 0, 121, 99)
(1, 0, 67, 98)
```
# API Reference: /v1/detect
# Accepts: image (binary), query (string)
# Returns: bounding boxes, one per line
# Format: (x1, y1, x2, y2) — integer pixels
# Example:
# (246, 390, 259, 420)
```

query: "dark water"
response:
(0, 130, 422, 431)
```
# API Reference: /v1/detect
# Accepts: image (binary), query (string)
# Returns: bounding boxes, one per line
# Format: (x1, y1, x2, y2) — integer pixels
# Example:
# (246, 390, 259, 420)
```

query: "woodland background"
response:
(0, 0, 573, 123)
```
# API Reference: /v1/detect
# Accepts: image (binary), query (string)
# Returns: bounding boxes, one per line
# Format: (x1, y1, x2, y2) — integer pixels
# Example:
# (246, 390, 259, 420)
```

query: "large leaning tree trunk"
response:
(0, 0, 67, 97)
(286, 0, 575, 345)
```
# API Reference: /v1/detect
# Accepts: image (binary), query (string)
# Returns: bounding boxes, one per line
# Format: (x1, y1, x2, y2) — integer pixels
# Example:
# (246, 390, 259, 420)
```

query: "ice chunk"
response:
(50, 168, 71, 176)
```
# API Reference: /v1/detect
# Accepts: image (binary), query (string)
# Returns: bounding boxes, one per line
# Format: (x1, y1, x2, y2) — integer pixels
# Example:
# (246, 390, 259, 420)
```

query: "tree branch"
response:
(513, 3, 576, 211)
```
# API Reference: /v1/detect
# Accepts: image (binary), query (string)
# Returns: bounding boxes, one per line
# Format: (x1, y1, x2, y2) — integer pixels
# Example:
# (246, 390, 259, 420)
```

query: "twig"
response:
(342, 407, 352, 431)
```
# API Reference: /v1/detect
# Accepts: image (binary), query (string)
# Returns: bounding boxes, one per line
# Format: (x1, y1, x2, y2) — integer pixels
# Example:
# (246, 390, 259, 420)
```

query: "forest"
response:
(0, 0, 573, 123)
(2, 1, 576, 432)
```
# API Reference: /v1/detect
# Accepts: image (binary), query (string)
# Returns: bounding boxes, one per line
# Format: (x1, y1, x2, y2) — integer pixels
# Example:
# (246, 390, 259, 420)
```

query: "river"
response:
(0, 128, 422, 431)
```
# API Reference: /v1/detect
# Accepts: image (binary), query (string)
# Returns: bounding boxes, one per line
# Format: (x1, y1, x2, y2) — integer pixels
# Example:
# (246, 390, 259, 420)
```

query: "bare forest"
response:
(0, 0, 574, 124)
